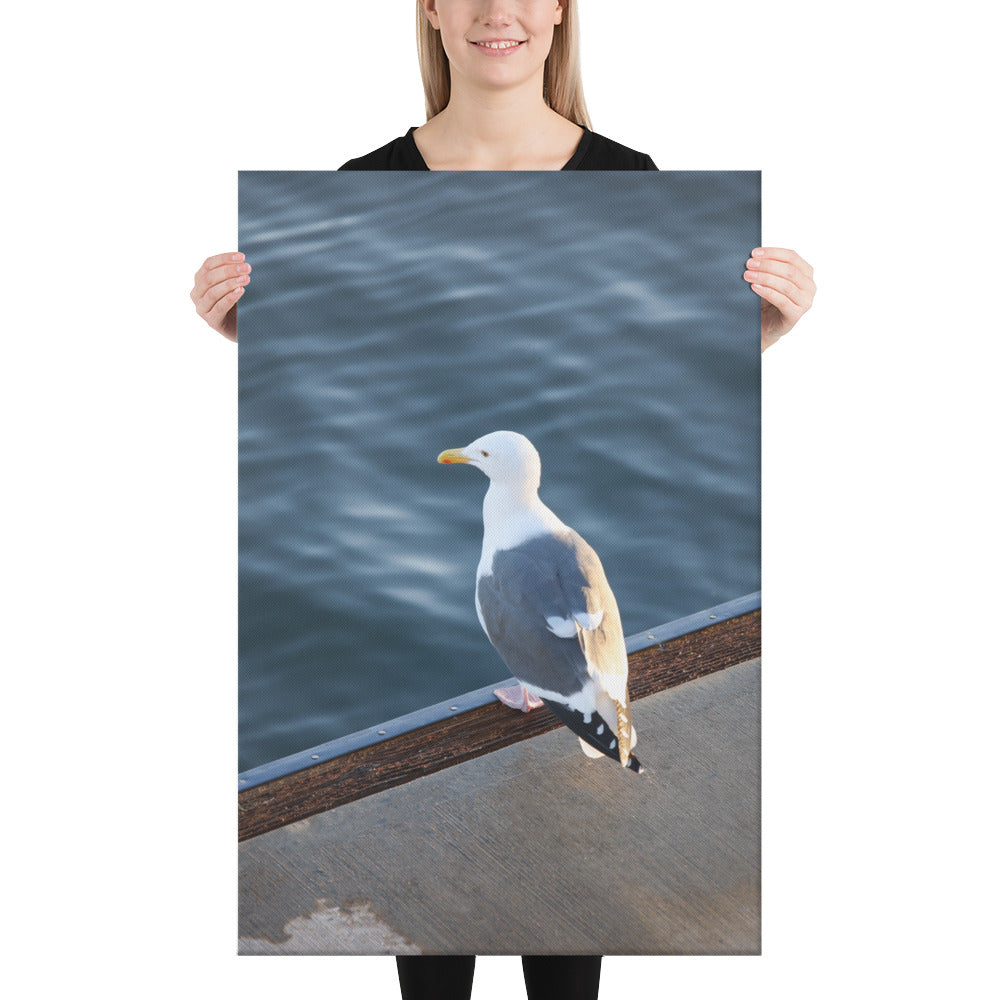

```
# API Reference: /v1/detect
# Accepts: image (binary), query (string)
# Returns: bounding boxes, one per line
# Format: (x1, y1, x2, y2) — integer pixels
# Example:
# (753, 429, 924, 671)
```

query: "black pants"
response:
(396, 955, 601, 1000)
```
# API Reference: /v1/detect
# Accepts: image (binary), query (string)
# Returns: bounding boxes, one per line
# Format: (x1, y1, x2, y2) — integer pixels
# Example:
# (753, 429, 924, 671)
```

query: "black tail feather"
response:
(542, 698, 643, 775)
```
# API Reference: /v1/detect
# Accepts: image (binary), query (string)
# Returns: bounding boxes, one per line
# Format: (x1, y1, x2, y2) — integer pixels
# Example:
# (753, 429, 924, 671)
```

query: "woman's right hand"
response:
(190, 252, 251, 342)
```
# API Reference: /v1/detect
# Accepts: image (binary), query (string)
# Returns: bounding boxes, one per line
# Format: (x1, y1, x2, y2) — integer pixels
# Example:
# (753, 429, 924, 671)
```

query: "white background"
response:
(5, 1, 996, 995)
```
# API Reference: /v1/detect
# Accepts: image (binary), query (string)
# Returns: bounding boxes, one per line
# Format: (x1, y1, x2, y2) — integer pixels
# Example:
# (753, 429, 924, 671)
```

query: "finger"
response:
(745, 256, 802, 286)
(190, 272, 248, 315)
(197, 251, 245, 276)
(192, 272, 250, 320)
(207, 260, 251, 288)
(203, 283, 245, 330)
(743, 268, 807, 308)
(192, 252, 248, 289)
(751, 247, 814, 279)
(745, 259, 817, 306)
(749, 280, 802, 320)
(748, 252, 817, 310)
(191, 259, 251, 301)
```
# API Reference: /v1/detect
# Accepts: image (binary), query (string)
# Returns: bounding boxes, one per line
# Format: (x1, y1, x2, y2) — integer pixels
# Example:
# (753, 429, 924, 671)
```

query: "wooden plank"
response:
(238, 592, 762, 793)
(239, 606, 760, 842)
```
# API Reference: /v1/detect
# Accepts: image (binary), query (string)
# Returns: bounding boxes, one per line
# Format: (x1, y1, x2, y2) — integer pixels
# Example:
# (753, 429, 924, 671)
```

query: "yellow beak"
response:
(437, 448, 470, 465)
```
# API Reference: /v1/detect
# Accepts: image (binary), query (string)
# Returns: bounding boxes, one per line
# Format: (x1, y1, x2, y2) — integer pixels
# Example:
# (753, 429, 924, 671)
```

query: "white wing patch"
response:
(545, 608, 604, 637)
(573, 609, 604, 630)
(545, 615, 578, 638)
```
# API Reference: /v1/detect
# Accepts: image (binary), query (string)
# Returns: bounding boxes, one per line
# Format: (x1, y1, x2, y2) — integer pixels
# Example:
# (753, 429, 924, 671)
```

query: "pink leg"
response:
(493, 684, 544, 712)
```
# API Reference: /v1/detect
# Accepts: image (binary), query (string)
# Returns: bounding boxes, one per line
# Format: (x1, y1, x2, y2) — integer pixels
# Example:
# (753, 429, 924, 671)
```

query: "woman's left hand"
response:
(745, 247, 816, 352)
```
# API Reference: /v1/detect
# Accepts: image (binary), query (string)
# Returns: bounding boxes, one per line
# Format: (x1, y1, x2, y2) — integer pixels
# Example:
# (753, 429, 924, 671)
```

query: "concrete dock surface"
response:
(239, 657, 760, 955)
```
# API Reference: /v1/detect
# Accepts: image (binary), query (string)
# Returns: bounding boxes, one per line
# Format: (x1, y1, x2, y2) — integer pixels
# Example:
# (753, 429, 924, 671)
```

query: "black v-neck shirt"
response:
(339, 127, 657, 171)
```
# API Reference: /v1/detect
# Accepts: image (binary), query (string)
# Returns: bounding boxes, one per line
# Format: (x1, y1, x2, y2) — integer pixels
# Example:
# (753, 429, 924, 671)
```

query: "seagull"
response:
(438, 431, 642, 773)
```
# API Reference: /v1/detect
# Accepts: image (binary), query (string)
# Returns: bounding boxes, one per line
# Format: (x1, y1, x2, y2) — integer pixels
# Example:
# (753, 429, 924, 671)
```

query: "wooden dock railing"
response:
(238, 592, 761, 842)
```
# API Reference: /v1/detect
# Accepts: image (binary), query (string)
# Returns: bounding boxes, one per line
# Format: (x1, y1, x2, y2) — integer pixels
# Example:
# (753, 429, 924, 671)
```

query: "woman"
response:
(191, 1, 815, 349)
(207, 4, 815, 996)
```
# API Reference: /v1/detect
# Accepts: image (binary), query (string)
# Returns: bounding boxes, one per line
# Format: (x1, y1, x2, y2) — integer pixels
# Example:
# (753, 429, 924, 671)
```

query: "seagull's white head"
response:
(438, 430, 542, 491)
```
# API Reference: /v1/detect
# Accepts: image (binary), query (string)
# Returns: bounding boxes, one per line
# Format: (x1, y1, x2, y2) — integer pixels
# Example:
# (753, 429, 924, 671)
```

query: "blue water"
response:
(238, 172, 760, 772)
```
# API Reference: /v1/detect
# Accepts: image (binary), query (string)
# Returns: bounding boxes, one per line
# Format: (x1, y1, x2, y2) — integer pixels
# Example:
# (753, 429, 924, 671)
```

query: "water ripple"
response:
(238, 172, 760, 770)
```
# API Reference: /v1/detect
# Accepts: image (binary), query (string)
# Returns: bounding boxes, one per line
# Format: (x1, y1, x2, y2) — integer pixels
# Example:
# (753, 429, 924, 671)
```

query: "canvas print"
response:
(237, 173, 761, 955)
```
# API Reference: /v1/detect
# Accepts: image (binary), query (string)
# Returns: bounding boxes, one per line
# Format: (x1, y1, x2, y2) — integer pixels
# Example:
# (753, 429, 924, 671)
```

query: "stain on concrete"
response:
(238, 898, 421, 955)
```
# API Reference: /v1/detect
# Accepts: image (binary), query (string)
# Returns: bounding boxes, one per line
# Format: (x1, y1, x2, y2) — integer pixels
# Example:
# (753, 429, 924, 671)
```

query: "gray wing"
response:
(476, 528, 626, 700)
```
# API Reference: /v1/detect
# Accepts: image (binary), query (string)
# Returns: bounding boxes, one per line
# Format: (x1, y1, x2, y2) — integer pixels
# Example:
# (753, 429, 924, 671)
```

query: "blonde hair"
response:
(415, 1, 592, 129)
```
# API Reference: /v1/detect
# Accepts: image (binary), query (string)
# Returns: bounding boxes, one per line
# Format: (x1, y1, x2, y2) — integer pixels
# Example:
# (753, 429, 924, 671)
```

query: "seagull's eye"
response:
(480, 450, 489, 457)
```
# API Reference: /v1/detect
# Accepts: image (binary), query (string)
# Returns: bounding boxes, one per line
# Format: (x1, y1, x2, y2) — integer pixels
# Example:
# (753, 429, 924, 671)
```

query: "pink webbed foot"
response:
(493, 684, 544, 712)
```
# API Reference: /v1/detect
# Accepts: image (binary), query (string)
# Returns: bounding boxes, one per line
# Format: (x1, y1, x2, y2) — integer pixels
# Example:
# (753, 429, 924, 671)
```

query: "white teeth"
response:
(477, 40, 521, 49)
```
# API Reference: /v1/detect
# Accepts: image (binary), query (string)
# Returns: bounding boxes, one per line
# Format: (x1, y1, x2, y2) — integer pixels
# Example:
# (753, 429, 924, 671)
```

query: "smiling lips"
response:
(471, 38, 526, 53)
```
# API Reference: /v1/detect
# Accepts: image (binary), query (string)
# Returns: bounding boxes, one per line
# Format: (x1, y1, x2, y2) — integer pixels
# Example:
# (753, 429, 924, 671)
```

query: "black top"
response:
(339, 127, 657, 171)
